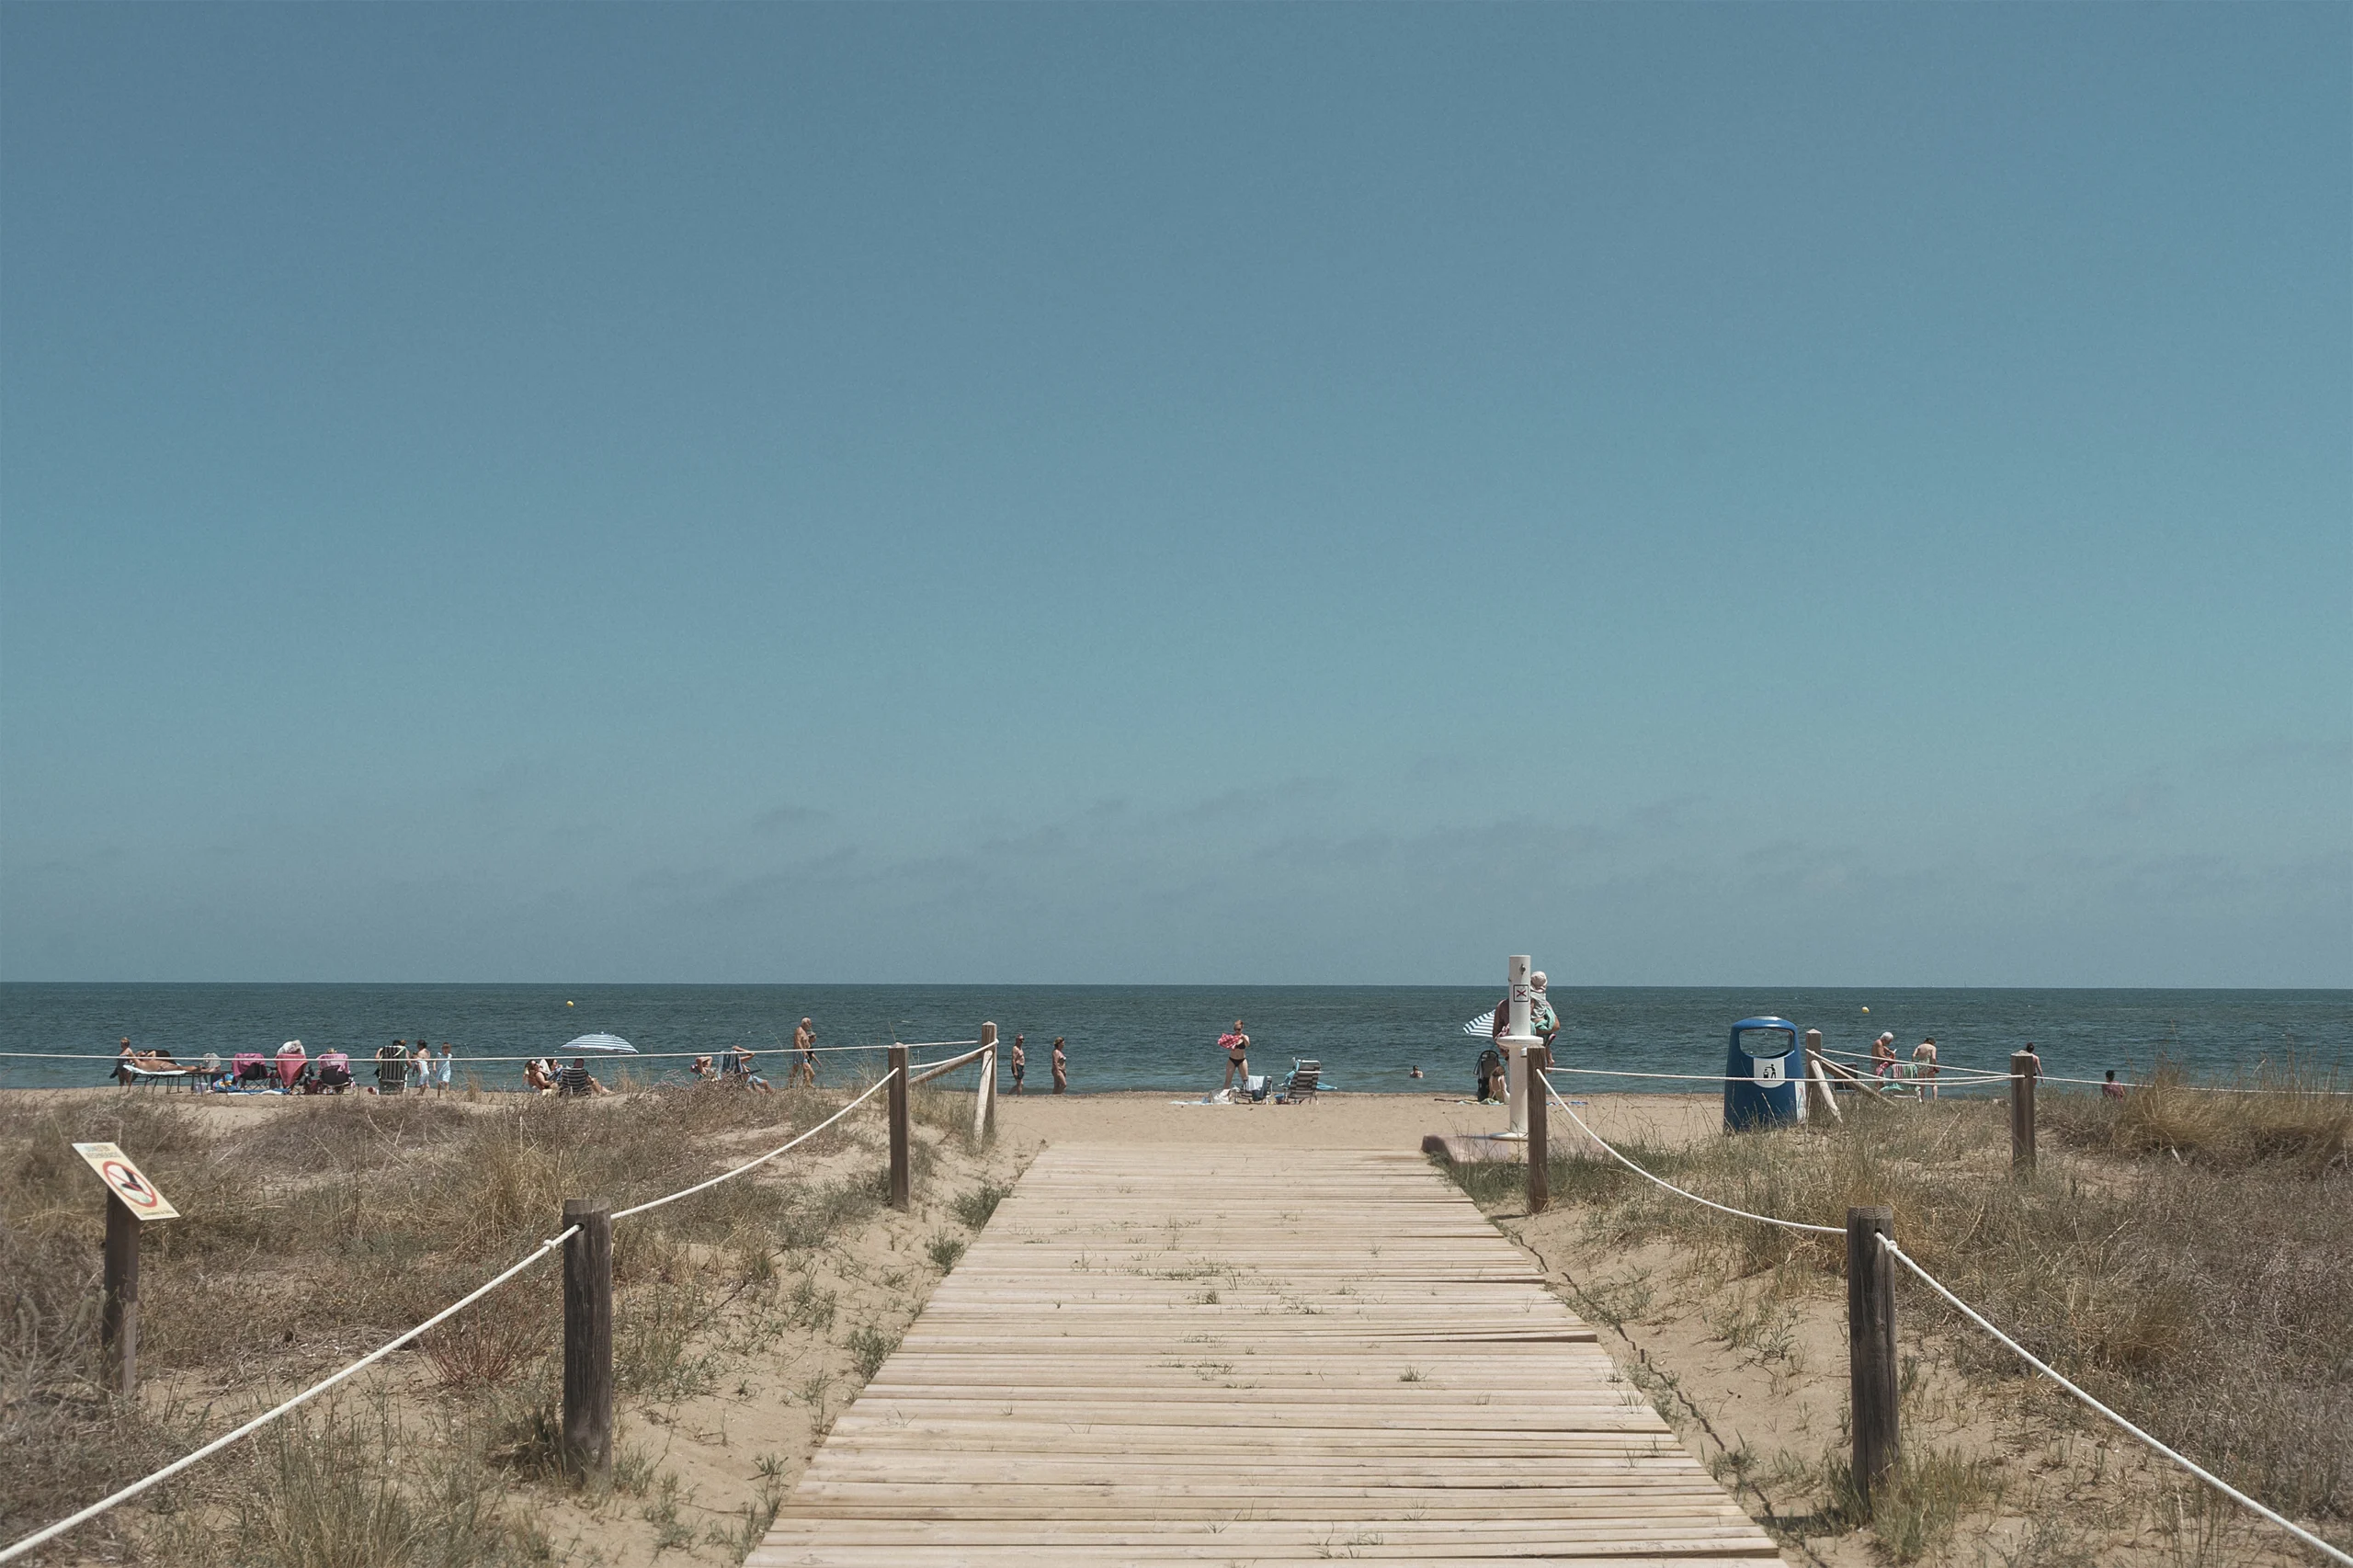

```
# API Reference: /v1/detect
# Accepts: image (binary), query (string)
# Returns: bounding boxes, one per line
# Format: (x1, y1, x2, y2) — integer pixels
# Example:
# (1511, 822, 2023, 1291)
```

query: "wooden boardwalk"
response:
(752, 1144, 1780, 1565)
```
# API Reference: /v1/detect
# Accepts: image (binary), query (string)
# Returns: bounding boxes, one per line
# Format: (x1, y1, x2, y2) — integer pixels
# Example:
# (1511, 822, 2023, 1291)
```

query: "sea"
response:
(2, 984, 2346, 1097)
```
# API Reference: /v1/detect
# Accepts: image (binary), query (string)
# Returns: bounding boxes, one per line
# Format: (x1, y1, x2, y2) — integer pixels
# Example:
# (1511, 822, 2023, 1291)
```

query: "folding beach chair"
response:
(1276, 1060, 1321, 1104)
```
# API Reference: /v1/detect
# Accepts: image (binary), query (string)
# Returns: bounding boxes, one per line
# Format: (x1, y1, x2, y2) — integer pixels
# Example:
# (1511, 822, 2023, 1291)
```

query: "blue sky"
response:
(3, 6, 2346, 985)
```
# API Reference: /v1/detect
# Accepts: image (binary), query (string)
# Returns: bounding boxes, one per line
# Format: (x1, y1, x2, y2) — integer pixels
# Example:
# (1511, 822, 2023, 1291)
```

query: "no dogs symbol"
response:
(72, 1142, 180, 1221)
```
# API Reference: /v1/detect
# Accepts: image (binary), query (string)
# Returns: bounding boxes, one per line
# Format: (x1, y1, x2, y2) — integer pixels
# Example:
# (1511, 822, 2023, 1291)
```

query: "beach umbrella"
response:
(562, 1032, 639, 1054)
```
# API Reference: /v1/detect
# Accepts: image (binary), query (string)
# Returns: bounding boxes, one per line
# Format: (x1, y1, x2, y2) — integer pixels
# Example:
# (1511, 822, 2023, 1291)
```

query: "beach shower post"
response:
(1504, 954, 1535, 1138)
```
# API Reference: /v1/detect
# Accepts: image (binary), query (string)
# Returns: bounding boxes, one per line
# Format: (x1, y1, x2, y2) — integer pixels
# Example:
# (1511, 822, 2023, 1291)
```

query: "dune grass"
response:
(1448, 1082, 2350, 1558)
(0, 1078, 990, 1565)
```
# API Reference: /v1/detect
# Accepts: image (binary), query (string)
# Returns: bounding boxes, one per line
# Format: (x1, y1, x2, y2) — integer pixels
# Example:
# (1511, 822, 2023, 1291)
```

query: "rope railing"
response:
(1535, 1071, 1843, 1235)
(1879, 1237, 2351, 1567)
(1544, 1062, 2013, 1088)
(1528, 1068, 2349, 1565)
(1813, 1047, 2350, 1097)
(905, 1043, 992, 1088)
(608, 1074, 894, 1221)
(0, 1223, 582, 1565)
(0, 1059, 928, 1563)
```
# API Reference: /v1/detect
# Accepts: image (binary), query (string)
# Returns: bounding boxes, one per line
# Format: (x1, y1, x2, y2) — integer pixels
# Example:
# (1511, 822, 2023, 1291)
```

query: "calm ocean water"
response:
(2, 983, 2346, 1096)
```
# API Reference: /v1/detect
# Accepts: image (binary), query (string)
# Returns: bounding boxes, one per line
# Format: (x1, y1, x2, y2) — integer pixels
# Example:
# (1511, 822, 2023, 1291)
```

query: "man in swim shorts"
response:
(1009, 1033, 1026, 1094)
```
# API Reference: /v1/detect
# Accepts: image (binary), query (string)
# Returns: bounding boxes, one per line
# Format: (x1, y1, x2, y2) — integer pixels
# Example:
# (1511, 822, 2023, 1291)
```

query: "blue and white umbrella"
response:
(562, 1032, 639, 1055)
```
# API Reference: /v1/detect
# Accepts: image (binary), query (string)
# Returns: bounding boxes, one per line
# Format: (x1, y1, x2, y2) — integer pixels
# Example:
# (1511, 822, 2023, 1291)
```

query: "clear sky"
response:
(2, 6, 2347, 986)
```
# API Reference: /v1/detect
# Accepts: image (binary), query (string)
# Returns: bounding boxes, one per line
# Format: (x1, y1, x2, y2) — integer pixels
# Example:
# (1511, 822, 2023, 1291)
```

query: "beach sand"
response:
(990, 1085, 1722, 1152)
(12, 1082, 1727, 1153)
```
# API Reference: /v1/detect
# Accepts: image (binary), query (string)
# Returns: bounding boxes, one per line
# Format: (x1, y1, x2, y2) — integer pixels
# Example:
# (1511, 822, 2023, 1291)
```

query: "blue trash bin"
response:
(1723, 1017, 1804, 1131)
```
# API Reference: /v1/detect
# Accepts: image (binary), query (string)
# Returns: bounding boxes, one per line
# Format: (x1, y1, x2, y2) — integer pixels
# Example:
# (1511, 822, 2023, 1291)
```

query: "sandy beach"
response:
(13, 1081, 1726, 1156)
(991, 1085, 1722, 1152)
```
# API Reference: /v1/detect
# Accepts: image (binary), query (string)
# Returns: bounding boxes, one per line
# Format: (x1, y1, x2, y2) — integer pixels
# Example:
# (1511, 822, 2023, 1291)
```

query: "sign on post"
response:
(73, 1142, 179, 1221)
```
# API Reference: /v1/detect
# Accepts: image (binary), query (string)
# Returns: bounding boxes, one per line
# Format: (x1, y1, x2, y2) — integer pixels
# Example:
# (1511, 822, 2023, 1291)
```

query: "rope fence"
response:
(0, 1024, 1007, 1564)
(1527, 1067, 2349, 1566)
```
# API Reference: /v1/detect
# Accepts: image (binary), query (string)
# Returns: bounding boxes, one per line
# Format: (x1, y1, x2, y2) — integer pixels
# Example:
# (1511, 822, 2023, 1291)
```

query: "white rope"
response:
(0, 1225, 579, 1566)
(1877, 1236, 2352, 1566)
(1, 1067, 905, 1562)
(906, 1046, 990, 1086)
(1542, 1061, 2012, 1088)
(609, 1071, 894, 1221)
(1535, 1072, 1845, 1236)
(2035, 1073, 2351, 1097)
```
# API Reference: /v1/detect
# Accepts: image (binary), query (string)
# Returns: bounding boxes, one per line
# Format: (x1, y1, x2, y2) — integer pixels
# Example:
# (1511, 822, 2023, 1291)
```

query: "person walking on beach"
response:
(1008, 1033, 1026, 1095)
(1912, 1037, 1938, 1099)
(436, 1043, 455, 1095)
(411, 1040, 432, 1092)
(792, 1018, 817, 1087)
(1218, 1020, 1252, 1093)
(1051, 1037, 1068, 1094)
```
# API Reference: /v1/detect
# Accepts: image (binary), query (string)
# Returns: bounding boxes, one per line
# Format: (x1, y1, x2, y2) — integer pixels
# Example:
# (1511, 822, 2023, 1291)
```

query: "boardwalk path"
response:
(753, 1144, 1780, 1565)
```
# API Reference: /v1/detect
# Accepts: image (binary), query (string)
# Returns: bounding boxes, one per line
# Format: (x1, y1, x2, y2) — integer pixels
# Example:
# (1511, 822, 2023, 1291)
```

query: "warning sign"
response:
(72, 1142, 179, 1221)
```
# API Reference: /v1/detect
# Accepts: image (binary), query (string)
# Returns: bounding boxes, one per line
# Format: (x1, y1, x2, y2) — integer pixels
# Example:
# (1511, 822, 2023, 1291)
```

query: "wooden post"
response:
(973, 1023, 997, 1143)
(2009, 1051, 2039, 1175)
(888, 1044, 911, 1211)
(101, 1192, 139, 1396)
(561, 1199, 612, 1482)
(1847, 1205, 1899, 1510)
(1525, 1045, 1550, 1216)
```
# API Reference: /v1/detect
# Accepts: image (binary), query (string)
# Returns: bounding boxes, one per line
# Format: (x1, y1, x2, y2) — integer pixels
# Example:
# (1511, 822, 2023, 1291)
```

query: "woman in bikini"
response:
(1218, 1020, 1251, 1094)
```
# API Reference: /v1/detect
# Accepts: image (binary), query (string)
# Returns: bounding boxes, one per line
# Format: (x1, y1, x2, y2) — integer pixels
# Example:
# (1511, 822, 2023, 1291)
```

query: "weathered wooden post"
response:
(888, 1044, 912, 1210)
(101, 1193, 139, 1396)
(2009, 1051, 2039, 1174)
(1802, 1029, 1838, 1121)
(1847, 1205, 1899, 1510)
(72, 1142, 177, 1398)
(973, 1023, 997, 1143)
(1525, 1044, 1550, 1216)
(561, 1199, 613, 1482)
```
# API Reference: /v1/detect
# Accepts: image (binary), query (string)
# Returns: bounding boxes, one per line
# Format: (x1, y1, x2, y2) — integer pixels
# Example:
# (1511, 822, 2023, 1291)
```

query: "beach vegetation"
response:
(0, 1080, 1010, 1564)
(1443, 1082, 2352, 1561)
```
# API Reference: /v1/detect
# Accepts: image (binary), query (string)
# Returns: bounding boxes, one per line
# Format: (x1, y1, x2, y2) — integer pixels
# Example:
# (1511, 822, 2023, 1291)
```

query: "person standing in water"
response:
(1218, 1020, 1251, 1093)
(1051, 1037, 1068, 1094)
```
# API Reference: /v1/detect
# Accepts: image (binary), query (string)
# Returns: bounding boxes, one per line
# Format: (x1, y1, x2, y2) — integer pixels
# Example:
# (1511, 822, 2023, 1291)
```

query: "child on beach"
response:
(436, 1043, 454, 1094)
(1051, 1038, 1068, 1094)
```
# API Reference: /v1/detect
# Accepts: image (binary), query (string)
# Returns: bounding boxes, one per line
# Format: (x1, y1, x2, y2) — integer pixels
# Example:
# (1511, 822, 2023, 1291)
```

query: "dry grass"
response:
(2042, 1060, 2350, 1176)
(1449, 1087, 2352, 1558)
(0, 1078, 995, 1565)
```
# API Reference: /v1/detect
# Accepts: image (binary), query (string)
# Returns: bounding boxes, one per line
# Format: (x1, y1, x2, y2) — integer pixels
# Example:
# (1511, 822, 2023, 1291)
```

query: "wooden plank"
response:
(752, 1144, 1779, 1566)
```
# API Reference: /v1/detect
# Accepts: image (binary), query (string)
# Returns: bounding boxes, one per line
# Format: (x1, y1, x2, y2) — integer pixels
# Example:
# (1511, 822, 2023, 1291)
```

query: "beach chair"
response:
(1237, 1073, 1273, 1103)
(1275, 1060, 1321, 1105)
(315, 1053, 353, 1093)
(233, 1051, 271, 1088)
